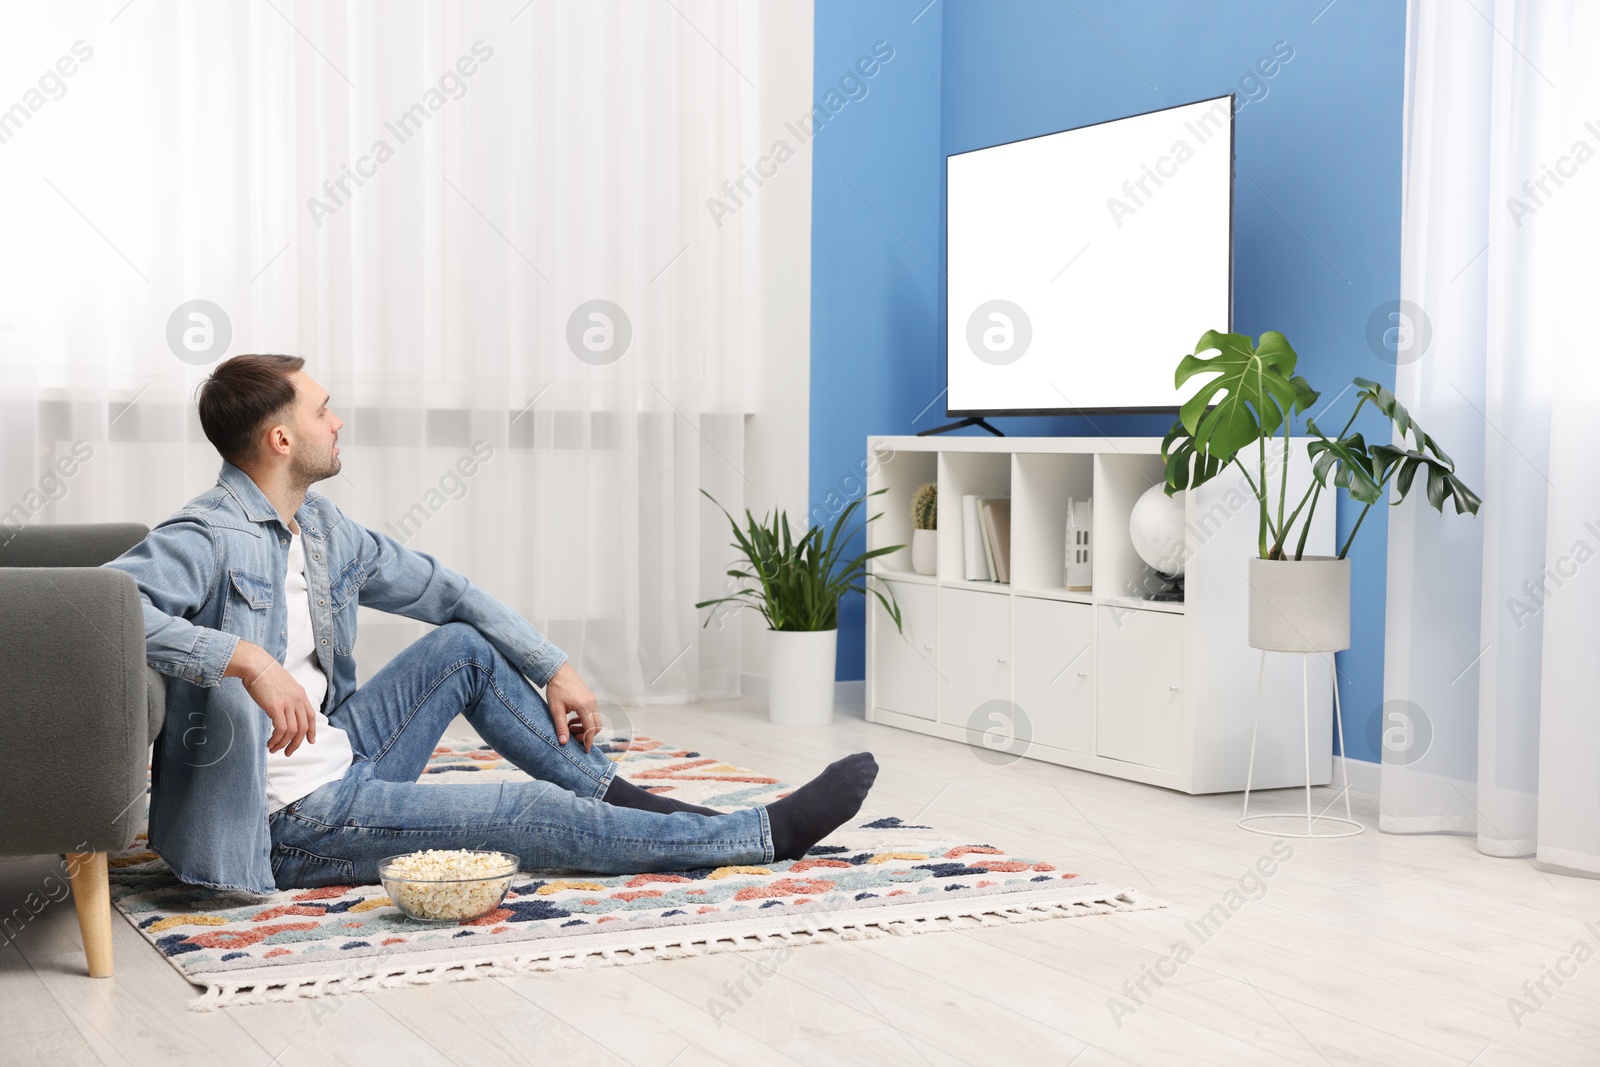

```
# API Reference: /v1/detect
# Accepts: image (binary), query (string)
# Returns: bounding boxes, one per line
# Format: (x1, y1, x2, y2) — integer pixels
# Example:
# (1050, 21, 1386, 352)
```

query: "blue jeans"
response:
(266, 622, 773, 888)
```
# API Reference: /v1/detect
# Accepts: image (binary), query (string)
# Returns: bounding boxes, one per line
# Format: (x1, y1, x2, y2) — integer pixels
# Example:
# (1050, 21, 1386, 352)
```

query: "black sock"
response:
(766, 753, 879, 861)
(603, 775, 721, 816)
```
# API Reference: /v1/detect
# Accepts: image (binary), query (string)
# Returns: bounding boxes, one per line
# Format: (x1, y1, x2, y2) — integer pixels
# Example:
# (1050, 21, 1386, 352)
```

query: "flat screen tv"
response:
(944, 94, 1234, 421)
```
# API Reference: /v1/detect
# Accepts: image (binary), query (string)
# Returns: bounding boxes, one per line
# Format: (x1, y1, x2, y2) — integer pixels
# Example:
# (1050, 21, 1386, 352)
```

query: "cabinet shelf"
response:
(868, 567, 938, 587)
(1013, 586, 1094, 605)
(1097, 594, 1186, 616)
(871, 574, 1172, 612)
(940, 577, 1012, 595)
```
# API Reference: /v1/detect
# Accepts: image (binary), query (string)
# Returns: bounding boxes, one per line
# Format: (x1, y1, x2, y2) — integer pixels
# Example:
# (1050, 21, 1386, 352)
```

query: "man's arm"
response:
(223, 640, 318, 756)
(105, 518, 316, 755)
(350, 520, 601, 748)
(104, 518, 241, 688)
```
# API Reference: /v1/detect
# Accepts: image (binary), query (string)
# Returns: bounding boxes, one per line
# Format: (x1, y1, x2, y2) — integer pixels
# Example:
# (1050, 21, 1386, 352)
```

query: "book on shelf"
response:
(981, 497, 1011, 584)
(978, 497, 997, 578)
(962, 494, 1011, 583)
(962, 495, 991, 581)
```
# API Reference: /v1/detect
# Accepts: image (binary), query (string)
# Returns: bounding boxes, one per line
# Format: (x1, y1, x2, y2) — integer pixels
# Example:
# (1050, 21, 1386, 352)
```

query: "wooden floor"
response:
(3, 695, 1598, 1066)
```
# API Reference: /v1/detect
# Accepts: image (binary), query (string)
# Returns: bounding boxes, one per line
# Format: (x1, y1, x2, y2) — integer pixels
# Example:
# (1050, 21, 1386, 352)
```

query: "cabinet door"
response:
(1013, 597, 1094, 754)
(871, 580, 938, 720)
(1095, 606, 1184, 771)
(937, 587, 1012, 729)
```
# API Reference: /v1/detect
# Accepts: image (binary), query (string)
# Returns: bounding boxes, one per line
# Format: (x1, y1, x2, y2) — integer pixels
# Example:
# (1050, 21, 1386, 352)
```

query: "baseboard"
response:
(1334, 755, 1380, 798)
(739, 673, 865, 710)
(834, 679, 865, 709)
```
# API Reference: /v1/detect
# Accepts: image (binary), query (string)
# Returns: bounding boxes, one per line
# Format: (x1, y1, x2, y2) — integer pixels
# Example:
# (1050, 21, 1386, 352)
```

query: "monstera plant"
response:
(1161, 329, 1481, 560)
(1161, 329, 1480, 655)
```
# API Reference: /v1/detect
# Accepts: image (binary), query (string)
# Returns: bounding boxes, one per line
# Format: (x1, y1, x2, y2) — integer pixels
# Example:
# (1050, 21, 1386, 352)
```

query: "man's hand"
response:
(225, 640, 317, 756)
(544, 660, 601, 752)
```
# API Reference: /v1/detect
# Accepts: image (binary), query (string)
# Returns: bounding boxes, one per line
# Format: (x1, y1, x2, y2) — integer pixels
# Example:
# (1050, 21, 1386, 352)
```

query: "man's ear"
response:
(263, 423, 291, 458)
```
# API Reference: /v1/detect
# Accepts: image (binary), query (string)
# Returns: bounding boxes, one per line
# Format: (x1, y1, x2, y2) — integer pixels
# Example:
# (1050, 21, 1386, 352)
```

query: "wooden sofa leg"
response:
(66, 852, 113, 978)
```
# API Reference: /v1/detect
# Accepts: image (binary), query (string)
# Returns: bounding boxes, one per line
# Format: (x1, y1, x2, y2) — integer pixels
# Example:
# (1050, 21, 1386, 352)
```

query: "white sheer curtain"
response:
(1383, 0, 1600, 872)
(0, 1, 757, 704)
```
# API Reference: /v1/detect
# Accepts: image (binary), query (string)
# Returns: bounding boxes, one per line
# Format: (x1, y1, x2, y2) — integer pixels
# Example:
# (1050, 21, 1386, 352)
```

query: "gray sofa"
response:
(0, 522, 161, 978)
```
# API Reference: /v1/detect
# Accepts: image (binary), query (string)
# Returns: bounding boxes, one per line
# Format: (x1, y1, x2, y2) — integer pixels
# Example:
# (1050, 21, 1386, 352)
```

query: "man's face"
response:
(283, 371, 343, 486)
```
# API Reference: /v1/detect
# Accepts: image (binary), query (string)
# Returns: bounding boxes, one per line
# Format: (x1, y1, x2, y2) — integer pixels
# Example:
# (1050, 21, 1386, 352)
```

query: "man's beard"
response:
(289, 446, 340, 491)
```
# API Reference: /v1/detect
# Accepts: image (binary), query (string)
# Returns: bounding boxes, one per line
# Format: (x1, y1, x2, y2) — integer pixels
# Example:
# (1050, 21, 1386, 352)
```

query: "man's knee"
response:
(433, 621, 494, 659)
(433, 622, 528, 683)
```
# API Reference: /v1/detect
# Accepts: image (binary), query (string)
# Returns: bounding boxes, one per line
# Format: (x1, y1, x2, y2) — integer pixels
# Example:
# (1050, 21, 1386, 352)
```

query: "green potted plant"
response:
(910, 482, 937, 575)
(1162, 329, 1481, 652)
(697, 486, 904, 726)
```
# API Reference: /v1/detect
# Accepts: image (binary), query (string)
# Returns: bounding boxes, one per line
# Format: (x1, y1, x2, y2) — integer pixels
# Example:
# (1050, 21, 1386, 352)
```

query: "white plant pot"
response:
(766, 627, 838, 727)
(911, 529, 937, 575)
(1247, 556, 1351, 653)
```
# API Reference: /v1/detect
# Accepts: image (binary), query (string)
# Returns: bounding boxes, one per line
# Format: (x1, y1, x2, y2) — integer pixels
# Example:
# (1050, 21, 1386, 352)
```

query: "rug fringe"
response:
(187, 887, 1165, 1011)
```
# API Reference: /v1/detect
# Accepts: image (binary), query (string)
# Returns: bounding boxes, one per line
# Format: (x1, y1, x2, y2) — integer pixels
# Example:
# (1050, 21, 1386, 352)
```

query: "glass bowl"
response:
(377, 850, 520, 923)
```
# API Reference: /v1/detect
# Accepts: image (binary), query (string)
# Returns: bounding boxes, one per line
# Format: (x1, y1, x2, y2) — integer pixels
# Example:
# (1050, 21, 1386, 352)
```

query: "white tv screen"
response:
(946, 95, 1233, 415)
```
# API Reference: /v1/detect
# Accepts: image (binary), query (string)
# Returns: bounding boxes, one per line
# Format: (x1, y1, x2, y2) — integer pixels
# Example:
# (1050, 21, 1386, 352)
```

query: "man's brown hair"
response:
(196, 354, 305, 465)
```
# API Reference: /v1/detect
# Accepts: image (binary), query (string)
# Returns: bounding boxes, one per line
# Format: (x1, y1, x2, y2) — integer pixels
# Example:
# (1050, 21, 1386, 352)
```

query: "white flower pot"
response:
(766, 627, 838, 727)
(1247, 556, 1351, 653)
(911, 529, 937, 575)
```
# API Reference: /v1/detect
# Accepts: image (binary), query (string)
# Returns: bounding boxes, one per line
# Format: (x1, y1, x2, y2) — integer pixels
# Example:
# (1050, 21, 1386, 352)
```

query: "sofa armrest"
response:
(0, 568, 150, 856)
(146, 665, 166, 744)
(0, 522, 150, 568)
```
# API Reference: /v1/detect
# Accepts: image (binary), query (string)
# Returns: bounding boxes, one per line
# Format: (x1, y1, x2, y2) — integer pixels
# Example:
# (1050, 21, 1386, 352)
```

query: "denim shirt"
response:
(104, 460, 570, 893)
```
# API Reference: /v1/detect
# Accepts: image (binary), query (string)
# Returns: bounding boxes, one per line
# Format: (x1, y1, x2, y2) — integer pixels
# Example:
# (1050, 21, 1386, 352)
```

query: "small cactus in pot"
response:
(910, 482, 937, 574)
(911, 483, 937, 530)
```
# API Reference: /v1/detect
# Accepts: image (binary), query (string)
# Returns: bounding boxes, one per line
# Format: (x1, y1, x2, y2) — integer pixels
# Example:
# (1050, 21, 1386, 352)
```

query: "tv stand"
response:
(917, 416, 1004, 437)
(863, 434, 1337, 794)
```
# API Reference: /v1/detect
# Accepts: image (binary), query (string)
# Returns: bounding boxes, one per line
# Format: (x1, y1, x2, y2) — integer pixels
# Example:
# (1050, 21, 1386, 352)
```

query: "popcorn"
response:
(379, 849, 519, 921)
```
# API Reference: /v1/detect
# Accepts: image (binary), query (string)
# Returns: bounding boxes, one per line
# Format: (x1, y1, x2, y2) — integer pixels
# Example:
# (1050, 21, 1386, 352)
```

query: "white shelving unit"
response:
(864, 434, 1337, 794)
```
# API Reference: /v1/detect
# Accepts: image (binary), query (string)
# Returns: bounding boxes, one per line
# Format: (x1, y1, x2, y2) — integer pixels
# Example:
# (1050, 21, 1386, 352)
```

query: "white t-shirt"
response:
(264, 529, 354, 812)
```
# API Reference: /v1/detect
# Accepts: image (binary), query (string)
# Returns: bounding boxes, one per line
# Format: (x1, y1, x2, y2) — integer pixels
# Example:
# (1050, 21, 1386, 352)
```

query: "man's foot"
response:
(603, 775, 721, 817)
(767, 752, 879, 861)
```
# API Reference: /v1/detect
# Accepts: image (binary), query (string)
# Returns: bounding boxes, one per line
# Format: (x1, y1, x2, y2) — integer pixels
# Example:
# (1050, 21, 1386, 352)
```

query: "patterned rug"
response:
(108, 736, 1166, 1010)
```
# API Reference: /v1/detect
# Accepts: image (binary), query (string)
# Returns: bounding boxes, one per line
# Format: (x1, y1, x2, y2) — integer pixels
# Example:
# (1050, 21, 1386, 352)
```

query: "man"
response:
(107, 354, 877, 893)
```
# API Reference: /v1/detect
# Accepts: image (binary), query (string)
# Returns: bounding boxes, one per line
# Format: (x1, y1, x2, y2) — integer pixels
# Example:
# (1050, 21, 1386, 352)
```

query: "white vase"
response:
(766, 627, 838, 727)
(1247, 556, 1351, 653)
(911, 529, 937, 575)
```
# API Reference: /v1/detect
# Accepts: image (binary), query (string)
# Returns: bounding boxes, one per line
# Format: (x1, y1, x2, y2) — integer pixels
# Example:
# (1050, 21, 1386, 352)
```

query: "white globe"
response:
(1129, 484, 1187, 577)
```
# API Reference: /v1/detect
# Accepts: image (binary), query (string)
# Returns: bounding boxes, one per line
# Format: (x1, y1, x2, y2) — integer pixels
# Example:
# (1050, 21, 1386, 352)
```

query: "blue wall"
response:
(811, 0, 1405, 762)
